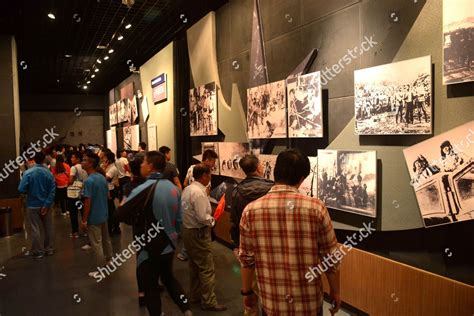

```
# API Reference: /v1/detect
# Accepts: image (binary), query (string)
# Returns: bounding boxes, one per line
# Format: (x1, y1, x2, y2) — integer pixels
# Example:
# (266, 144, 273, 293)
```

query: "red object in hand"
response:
(213, 194, 226, 221)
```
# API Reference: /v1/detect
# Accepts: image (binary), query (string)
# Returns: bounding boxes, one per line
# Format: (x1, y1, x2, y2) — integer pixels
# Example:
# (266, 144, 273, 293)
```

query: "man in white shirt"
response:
(181, 164, 226, 312)
(68, 151, 88, 238)
(115, 150, 131, 198)
(104, 151, 120, 234)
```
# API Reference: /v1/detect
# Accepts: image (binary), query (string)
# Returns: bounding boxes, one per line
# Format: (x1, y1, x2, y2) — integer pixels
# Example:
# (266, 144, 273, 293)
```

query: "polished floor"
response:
(0, 208, 351, 316)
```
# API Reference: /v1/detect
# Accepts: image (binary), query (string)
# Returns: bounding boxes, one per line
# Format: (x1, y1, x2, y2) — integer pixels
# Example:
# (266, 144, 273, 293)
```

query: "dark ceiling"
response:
(0, 0, 227, 95)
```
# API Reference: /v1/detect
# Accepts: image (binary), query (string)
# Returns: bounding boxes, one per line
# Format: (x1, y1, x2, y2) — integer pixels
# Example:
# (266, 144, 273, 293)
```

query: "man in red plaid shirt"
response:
(238, 149, 341, 315)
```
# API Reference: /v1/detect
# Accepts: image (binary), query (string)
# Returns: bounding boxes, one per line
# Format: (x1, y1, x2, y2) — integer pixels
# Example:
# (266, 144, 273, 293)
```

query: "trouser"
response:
(182, 226, 217, 308)
(68, 198, 84, 234)
(21, 195, 32, 251)
(262, 306, 323, 316)
(87, 222, 113, 267)
(405, 102, 414, 124)
(108, 187, 120, 233)
(118, 176, 131, 200)
(137, 252, 190, 315)
(132, 226, 145, 294)
(416, 100, 428, 122)
(395, 105, 404, 124)
(56, 187, 68, 213)
(27, 207, 53, 255)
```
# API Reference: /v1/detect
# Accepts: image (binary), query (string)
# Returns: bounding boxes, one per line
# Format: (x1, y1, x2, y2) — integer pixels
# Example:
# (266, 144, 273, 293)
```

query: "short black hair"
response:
(139, 142, 147, 150)
(202, 149, 218, 161)
(105, 151, 116, 163)
(193, 164, 211, 180)
(145, 151, 166, 172)
(86, 153, 100, 169)
(159, 146, 171, 155)
(274, 149, 310, 186)
(129, 156, 143, 177)
(239, 154, 259, 175)
(34, 152, 46, 164)
(70, 151, 81, 161)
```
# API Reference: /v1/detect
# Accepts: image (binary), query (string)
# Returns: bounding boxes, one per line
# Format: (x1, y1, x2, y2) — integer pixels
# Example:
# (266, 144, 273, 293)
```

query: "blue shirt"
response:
(82, 173, 109, 225)
(126, 172, 182, 266)
(18, 164, 56, 208)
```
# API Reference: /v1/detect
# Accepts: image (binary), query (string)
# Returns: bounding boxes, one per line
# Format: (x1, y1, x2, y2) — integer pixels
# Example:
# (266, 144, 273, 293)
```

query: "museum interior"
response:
(0, 0, 473, 315)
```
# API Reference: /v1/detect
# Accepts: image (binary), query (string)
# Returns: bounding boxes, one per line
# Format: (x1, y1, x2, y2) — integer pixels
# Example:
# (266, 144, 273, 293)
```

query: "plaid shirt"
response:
(238, 185, 339, 315)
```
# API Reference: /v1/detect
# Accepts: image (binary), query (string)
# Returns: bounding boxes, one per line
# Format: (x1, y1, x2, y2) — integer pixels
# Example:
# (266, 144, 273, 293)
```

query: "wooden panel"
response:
(0, 198, 23, 231)
(322, 247, 474, 315)
(214, 210, 233, 244)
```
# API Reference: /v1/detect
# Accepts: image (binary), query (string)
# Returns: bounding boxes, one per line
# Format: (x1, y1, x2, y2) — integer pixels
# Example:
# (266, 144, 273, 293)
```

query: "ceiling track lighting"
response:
(125, 23, 132, 29)
(95, 68, 99, 72)
(104, 56, 109, 60)
(117, 34, 124, 41)
(91, 74, 96, 78)
(108, 49, 114, 54)
(47, 12, 56, 20)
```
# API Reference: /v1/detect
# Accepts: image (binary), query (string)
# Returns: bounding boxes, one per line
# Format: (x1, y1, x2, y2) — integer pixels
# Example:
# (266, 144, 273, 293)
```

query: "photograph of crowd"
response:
(247, 80, 287, 139)
(218, 142, 250, 179)
(443, 0, 474, 85)
(299, 157, 318, 197)
(202, 142, 220, 175)
(403, 121, 474, 227)
(257, 154, 277, 181)
(109, 103, 117, 126)
(189, 82, 218, 136)
(317, 150, 377, 217)
(287, 71, 323, 138)
(354, 55, 432, 135)
(123, 125, 140, 151)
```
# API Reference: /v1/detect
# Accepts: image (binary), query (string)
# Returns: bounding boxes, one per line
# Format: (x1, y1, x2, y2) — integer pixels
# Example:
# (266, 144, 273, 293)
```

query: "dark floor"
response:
(0, 208, 348, 316)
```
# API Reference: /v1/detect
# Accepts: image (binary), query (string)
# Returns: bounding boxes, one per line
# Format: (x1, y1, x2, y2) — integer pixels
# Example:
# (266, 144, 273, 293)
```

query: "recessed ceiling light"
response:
(47, 13, 56, 20)
(57, 79, 60, 83)
(97, 59, 102, 64)
(91, 74, 96, 78)
(94, 68, 99, 72)
(64, 54, 72, 58)
(108, 49, 114, 54)
(104, 55, 109, 60)
(125, 23, 132, 29)
(117, 34, 123, 41)
(87, 80, 91, 84)
(83, 85, 88, 90)
(97, 45, 107, 49)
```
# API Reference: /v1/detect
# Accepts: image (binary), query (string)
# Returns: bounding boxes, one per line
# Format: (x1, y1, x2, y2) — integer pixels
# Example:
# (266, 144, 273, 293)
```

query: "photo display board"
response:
(189, 82, 218, 136)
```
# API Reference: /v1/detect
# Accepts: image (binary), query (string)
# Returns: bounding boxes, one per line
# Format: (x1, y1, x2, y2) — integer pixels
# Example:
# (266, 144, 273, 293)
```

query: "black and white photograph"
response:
(202, 142, 220, 175)
(403, 121, 474, 227)
(117, 99, 126, 123)
(123, 125, 140, 151)
(257, 154, 277, 181)
(189, 82, 218, 136)
(287, 71, 323, 138)
(247, 80, 287, 139)
(299, 157, 318, 197)
(109, 103, 117, 126)
(218, 142, 250, 179)
(354, 55, 432, 135)
(130, 95, 138, 124)
(443, 0, 474, 85)
(317, 150, 377, 217)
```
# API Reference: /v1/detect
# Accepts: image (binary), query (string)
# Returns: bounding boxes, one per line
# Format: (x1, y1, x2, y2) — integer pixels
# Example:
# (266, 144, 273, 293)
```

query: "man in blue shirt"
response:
(18, 152, 56, 260)
(126, 151, 191, 316)
(80, 153, 113, 278)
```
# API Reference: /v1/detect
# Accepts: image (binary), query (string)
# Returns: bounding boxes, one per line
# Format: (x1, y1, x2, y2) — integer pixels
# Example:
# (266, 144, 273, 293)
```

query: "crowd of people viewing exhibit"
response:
(17, 141, 341, 316)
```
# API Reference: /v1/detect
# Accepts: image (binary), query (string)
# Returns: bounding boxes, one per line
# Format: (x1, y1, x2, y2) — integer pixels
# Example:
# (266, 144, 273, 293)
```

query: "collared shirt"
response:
(18, 164, 56, 208)
(181, 181, 214, 229)
(115, 157, 131, 178)
(105, 163, 119, 190)
(238, 185, 339, 315)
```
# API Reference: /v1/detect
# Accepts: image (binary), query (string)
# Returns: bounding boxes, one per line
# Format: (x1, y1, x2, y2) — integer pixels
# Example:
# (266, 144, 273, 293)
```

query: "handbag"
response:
(67, 167, 83, 199)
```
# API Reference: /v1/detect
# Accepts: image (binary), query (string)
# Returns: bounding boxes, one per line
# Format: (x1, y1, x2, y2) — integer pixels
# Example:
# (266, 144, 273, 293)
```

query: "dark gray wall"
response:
(21, 93, 107, 112)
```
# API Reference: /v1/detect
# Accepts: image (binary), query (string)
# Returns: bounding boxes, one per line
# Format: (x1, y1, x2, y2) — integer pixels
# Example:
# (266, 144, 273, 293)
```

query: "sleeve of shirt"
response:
(237, 206, 255, 268)
(44, 174, 56, 208)
(317, 205, 340, 272)
(171, 165, 179, 178)
(18, 172, 29, 193)
(176, 192, 183, 233)
(193, 191, 214, 226)
(70, 166, 77, 177)
(82, 179, 92, 198)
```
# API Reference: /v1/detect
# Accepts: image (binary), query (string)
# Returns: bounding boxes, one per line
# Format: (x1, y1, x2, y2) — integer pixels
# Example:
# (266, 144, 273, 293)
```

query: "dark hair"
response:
(129, 156, 143, 177)
(239, 154, 259, 175)
(193, 164, 210, 180)
(34, 152, 46, 164)
(86, 153, 100, 169)
(105, 151, 116, 163)
(70, 151, 81, 162)
(440, 140, 452, 158)
(145, 151, 166, 172)
(202, 149, 218, 161)
(118, 149, 127, 157)
(55, 155, 66, 173)
(274, 149, 310, 186)
(139, 142, 147, 150)
(159, 146, 171, 155)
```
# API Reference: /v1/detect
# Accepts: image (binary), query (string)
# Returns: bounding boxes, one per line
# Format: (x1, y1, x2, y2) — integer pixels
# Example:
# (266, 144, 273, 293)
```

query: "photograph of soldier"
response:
(109, 103, 117, 126)
(286, 71, 323, 138)
(189, 82, 218, 136)
(443, 0, 474, 85)
(247, 80, 287, 139)
(218, 142, 250, 179)
(299, 157, 318, 197)
(354, 55, 432, 135)
(256, 154, 277, 181)
(404, 121, 474, 227)
(317, 150, 377, 218)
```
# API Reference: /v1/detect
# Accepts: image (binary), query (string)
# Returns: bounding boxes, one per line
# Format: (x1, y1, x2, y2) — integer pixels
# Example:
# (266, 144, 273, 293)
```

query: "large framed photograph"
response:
(257, 154, 277, 181)
(354, 55, 432, 135)
(403, 121, 474, 228)
(247, 80, 287, 139)
(317, 150, 377, 217)
(287, 72, 323, 138)
(130, 96, 138, 124)
(202, 142, 220, 175)
(443, 0, 474, 85)
(123, 125, 140, 151)
(117, 100, 126, 123)
(189, 82, 218, 136)
(106, 127, 117, 155)
(218, 142, 250, 179)
(299, 156, 318, 197)
(109, 103, 117, 126)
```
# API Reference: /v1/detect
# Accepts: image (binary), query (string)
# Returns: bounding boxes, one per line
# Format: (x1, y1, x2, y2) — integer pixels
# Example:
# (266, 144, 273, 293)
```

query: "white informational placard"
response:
(106, 127, 117, 155)
(141, 96, 150, 122)
(148, 123, 157, 151)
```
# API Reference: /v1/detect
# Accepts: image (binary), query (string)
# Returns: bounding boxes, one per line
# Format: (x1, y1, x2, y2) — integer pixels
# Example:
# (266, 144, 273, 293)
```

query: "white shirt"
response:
(105, 164, 119, 190)
(181, 181, 215, 229)
(70, 164, 88, 183)
(115, 157, 131, 178)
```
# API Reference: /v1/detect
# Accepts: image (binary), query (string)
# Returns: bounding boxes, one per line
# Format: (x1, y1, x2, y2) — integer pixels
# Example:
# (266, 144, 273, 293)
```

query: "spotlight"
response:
(91, 74, 96, 78)
(94, 68, 99, 72)
(97, 59, 102, 64)
(83, 85, 88, 90)
(64, 54, 72, 58)
(117, 34, 124, 41)
(47, 13, 56, 20)
(87, 80, 91, 84)
(104, 55, 109, 60)
(125, 23, 132, 29)
(108, 49, 114, 54)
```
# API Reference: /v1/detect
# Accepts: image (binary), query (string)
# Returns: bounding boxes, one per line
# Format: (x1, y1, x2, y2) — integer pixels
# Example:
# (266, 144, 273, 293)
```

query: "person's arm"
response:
(80, 197, 91, 231)
(173, 176, 183, 191)
(193, 192, 215, 227)
(18, 173, 29, 194)
(325, 270, 341, 315)
(238, 207, 258, 310)
(69, 166, 76, 186)
(44, 175, 56, 209)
